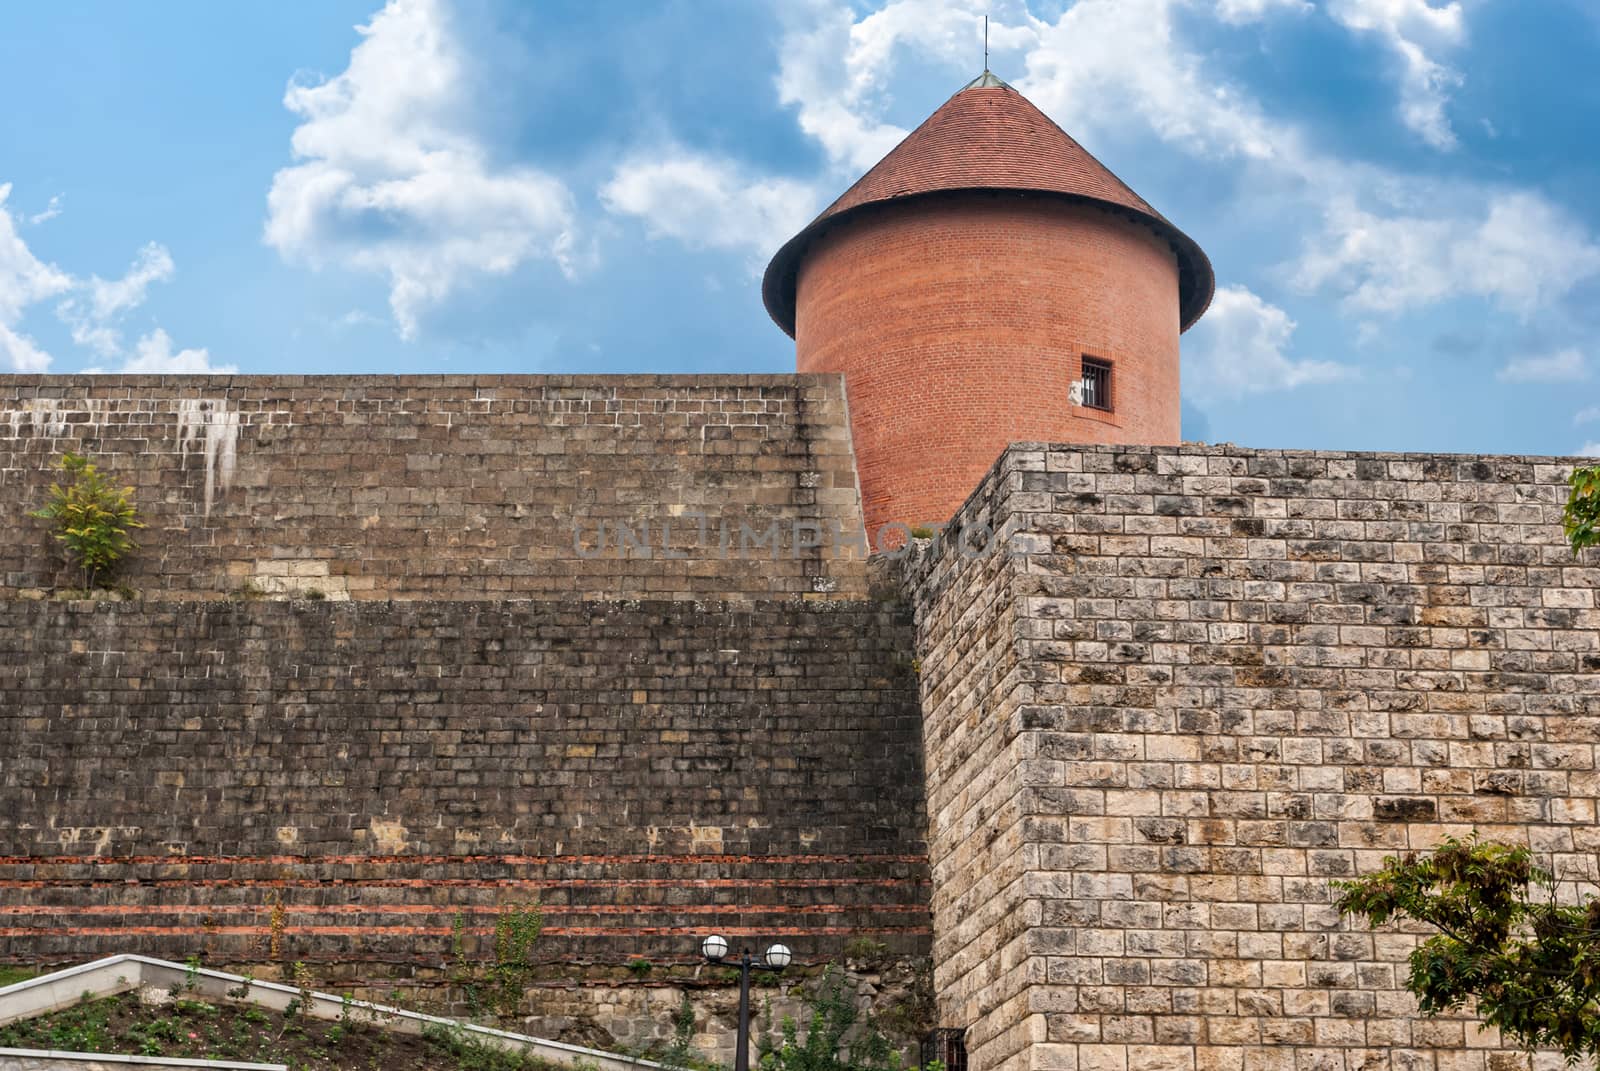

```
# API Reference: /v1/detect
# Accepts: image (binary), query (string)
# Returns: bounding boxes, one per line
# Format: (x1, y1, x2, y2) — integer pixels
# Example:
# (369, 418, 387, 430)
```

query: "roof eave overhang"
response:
(761, 187, 1216, 339)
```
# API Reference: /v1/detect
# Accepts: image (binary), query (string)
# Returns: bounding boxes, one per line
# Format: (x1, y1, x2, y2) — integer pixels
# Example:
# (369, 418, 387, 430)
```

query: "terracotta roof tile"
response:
(763, 80, 1214, 336)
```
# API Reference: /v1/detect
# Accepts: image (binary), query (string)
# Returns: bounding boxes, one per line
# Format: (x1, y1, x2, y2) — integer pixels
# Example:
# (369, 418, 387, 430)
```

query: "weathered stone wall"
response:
(909, 443, 1599, 1071)
(0, 599, 928, 972)
(9, 367, 1599, 1070)
(900, 458, 1035, 1070)
(0, 375, 865, 601)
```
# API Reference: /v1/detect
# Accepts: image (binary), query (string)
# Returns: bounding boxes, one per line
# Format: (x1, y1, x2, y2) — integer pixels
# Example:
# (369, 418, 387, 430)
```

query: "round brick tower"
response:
(762, 73, 1214, 541)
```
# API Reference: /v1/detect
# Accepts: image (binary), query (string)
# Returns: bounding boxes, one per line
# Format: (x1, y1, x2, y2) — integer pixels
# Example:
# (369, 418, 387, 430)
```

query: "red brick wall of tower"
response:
(794, 193, 1182, 538)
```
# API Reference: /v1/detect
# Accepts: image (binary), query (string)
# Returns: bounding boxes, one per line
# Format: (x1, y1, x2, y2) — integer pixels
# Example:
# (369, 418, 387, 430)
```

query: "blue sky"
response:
(1, 0, 1597, 457)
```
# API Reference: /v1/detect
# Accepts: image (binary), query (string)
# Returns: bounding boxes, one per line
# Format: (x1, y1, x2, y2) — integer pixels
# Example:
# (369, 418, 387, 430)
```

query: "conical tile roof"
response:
(762, 76, 1214, 336)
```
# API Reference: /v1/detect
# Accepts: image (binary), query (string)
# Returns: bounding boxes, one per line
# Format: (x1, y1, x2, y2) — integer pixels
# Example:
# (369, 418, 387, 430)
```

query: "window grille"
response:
(1081, 357, 1113, 411)
(921, 1029, 967, 1071)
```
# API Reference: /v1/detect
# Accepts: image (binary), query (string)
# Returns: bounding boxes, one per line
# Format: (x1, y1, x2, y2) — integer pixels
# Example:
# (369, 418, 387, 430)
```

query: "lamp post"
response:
(701, 934, 792, 1071)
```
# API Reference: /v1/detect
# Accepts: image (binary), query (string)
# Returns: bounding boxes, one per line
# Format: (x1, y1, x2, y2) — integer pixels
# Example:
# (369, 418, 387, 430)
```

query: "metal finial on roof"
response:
(963, 17, 1011, 90)
(962, 69, 1011, 90)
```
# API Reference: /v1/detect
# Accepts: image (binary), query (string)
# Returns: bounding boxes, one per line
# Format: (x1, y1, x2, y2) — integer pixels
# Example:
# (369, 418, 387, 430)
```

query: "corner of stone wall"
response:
(907, 440, 1599, 1071)
(899, 444, 1047, 1071)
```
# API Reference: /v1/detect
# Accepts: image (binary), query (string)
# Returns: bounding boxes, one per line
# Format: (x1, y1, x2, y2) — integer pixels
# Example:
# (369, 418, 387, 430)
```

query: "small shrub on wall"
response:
(30, 452, 145, 590)
(1566, 463, 1600, 554)
(1337, 836, 1600, 1063)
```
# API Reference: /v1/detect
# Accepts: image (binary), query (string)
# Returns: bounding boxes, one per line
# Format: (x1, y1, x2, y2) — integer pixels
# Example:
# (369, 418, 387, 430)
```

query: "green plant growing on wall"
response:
(1565, 463, 1600, 554)
(841, 938, 889, 963)
(878, 963, 935, 1042)
(489, 902, 543, 1021)
(30, 452, 144, 590)
(659, 992, 699, 1070)
(1335, 835, 1600, 1063)
(450, 912, 483, 1016)
(758, 965, 913, 1071)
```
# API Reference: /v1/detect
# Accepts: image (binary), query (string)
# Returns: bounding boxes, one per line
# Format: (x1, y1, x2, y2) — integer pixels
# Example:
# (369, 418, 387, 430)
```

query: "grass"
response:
(0, 989, 572, 1071)
(0, 965, 38, 987)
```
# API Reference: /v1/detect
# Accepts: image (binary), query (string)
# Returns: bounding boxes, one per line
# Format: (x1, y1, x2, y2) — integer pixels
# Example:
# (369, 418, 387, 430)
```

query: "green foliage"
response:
(29, 452, 145, 589)
(1336, 835, 1600, 1062)
(878, 964, 935, 1041)
(841, 938, 889, 962)
(0, 986, 568, 1069)
(450, 904, 544, 1020)
(490, 902, 543, 1018)
(450, 911, 483, 1016)
(420, 1020, 562, 1070)
(659, 992, 700, 1070)
(0, 965, 38, 987)
(627, 957, 654, 977)
(758, 965, 913, 1071)
(1565, 464, 1600, 554)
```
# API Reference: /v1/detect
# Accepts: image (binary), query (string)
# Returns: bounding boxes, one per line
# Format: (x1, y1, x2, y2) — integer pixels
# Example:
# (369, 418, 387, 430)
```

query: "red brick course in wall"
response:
(795, 194, 1181, 540)
(0, 599, 929, 971)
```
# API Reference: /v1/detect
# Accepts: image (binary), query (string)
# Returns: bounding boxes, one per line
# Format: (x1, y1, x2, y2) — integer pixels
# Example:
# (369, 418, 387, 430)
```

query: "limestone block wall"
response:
(0, 375, 866, 601)
(909, 443, 1599, 1071)
(902, 458, 1036, 1070)
(0, 599, 928, 972)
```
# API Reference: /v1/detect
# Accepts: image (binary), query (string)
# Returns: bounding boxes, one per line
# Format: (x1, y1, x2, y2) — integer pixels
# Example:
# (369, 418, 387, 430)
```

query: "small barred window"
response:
(1081, 357, 1113, 411)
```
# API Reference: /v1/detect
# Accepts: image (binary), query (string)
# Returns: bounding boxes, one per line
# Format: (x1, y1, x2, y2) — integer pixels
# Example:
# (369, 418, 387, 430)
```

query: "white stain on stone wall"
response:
(176, 398, 239, 517)
(5, 398, 71, 439)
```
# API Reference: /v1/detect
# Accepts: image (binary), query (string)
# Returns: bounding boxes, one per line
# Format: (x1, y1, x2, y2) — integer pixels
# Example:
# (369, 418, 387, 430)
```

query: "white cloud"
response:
(0, 323, 53, 373)
(773, 0, 1307, 177)
(1326, 0, 1465, 149)
(1579, 442, 1600, 458)
(676, 0, 1593, 335)
(88, 242, 175, 322)
(83, 328, 237, 375)
(28, 194, 63, 225)
(0, 185, 72, 322)
(264, 0, 577, 340)
(2, 182, 225, 373)
(1216, 0, 1312, 25)
(776, 0, 1047, 174)
(601, 152, 823, 259)
(57, 241, 176, 357)
(813, 0, 1590, 324)
(1577, 407, 1600, 425)
(1183, 285, 1356, 399)
(1496, 348, 1589, 384)
(0, 183, 73, 372)
(775, 2, 912, 174)
(1017, 0, 1295, 163)
(998, 0, 1585, 329)
(1295, 193, 1600, 316)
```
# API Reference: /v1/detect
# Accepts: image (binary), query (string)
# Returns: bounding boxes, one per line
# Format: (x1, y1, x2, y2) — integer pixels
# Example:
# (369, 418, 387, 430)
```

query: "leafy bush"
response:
(451, 902, 544, 1021)
(1565, 464, 1600, 554)
(1337, 835, 1600, 1062)
(490, 902, 543, 1019)
(658, 992, 700, 1070)
(758, 966, 915, 1071)
(30, 452, 144, 589)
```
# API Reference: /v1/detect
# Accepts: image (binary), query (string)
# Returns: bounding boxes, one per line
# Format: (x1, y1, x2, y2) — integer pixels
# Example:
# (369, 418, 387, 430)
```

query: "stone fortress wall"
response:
(908, 442, 1598, 1071)
(0, 374, 918, 1058)
(0, 374, 867, 601)
(0, 599, 928, 969)
(2, 376, 1597, 1069)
